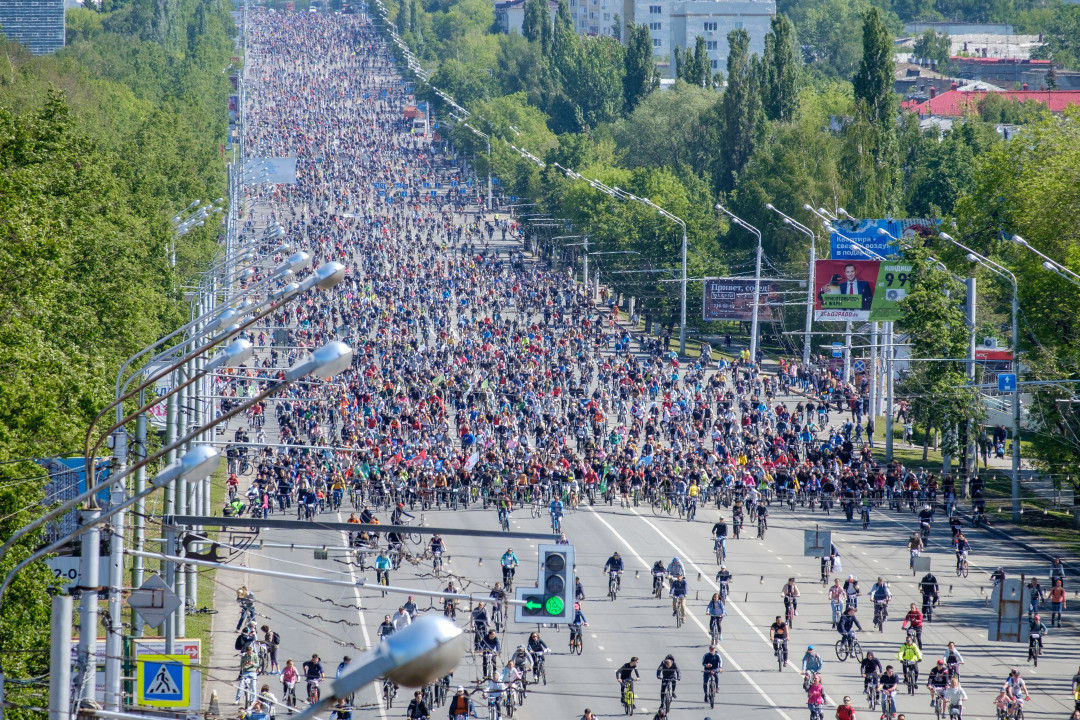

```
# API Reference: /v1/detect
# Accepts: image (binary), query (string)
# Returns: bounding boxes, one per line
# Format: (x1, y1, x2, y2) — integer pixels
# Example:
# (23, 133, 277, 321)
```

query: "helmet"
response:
(807, 645, 814, 650)
(937, 659, 944, 665)
(924, 504, 930, 510)
(672, 557, 679, 563)
(1033, 614, 1040, 621)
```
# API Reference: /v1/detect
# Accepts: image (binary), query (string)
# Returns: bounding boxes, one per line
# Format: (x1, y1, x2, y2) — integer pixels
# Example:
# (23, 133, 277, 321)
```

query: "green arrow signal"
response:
(525, 599, 543, 611)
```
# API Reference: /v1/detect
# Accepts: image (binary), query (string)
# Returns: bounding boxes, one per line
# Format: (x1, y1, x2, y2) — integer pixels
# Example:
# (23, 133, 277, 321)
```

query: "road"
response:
(197, 7, 1080, 720)
(204, 469, 1080, 720)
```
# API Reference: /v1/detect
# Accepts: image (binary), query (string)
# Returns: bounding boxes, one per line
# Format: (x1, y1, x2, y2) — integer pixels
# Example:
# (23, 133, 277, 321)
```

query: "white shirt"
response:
(392, 611, 412, 631)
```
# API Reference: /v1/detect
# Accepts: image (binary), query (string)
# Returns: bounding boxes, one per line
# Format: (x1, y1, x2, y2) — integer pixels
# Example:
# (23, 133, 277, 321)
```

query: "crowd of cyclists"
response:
(218, 7, 1077, 720)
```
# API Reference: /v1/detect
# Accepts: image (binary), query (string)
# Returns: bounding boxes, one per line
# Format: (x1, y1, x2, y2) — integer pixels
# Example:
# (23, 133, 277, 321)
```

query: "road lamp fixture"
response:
(716, 205, 764, 364)
(939, 232, 1022, 521)
(766, 203, 816, 367)
(1011, 235, 1080, 290)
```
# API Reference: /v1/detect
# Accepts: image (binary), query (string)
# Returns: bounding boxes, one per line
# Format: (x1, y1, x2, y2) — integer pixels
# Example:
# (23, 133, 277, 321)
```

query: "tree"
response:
(612, 80, 717, 174)
(853, 7, 895, 127)
(521, 0, 551, 52)
(611, 13, 621, 41)
(762, 13, 801, 123)
(623, 22, 658, 113)
(896, 245, 986, 460)
(713, 28, 762, 192)
(912, 29, 950, 67)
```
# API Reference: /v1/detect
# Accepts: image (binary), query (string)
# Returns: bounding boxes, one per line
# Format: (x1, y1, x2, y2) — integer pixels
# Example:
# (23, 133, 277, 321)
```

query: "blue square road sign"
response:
(137, 654, 189, 707)
(998, 373, 1017, 392)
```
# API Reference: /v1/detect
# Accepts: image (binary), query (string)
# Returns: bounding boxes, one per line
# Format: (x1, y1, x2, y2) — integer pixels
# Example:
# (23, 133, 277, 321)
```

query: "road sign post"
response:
(514, 544, 575, 624)
(803, 527, 832, 557)
(136, 654, 190, 707)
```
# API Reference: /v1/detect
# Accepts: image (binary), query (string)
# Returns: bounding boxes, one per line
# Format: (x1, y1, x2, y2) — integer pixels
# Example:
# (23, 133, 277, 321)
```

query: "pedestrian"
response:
(260, 625, 280, 673)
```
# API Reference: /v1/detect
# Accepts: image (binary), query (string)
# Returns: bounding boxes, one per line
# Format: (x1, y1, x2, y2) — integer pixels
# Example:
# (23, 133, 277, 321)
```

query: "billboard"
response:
(829, 218, 938, 260)
(703, 278, 780, 322)
(813, 260, 913, 321)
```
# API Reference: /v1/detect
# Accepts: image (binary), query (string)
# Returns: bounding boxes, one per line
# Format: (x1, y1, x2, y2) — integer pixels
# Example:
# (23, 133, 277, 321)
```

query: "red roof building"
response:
(904, 89, 1080, 117)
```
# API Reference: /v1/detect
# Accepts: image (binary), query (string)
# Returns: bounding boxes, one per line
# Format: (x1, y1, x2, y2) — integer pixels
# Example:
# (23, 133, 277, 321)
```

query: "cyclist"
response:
(807, 673, 828, 720)
(500, 548, 519, 586)
(615, 657, 640, 702)
(470, 603, 489, 650)
(604, 552, 625, 590)
(1028, 614, 1047, 654)
(943, 677, 967, 720)
(828, 578, 845, 629)
(1002, 668, 1029, 707)
(497, 494, 512, 527)
(701, 645, 723, 701)
(870, 577, 892, 606)
(919, 571, 939, 617)
(495, 660, 523, 706)
(447, 687, 474, 720)
(715, 565, 732, 600)
(706, 592, 726, 641)
(770, 615, 790, 664)
(878, 665, 900, 715)
(954, 533, 970, 570)
(802, 645, 824, 683)
(478, 629, 501, 677)
(569, 602, 588, 649)
(941, 642, 964, 677)
(406, 690, 430, 720)
(509, 645, 533, 693)
(429, 534, 446, 563)
(835, 695, 856, 720)
(835, 607, 861, 657)
(526, 631, 548, 673)
(902, 603, 924, 649)
(549, 497, 564, 529)
(652, 560, 667, 595)
(374, 550, 392, 586)
(755, 502, 769, 536)
(711, 517, 728, 560)
(302, 654, 325, 703)
(897, 635, 923, 687)
(377, 614, 395, 640)
(991, 567, 1007, 589)
(782, 578, 801, 618)
(860, 651, 882, 696)
(842, 575, 861, 611)
(670, 574, 688, 619)
(908, 533, 924, 570)
(667, 557, 685, 586)
(656, 655, 681, 701)
(927, 659, 950, 708)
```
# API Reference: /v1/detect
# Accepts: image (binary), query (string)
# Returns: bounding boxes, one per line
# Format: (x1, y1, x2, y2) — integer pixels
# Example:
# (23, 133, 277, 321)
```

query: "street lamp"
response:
(716, 205, 764, 364)
(1011, 235, 1080, 289)
(290, 617, 465, 720)
(940, 232, 1022, 521)
(766, 204, 816, 367)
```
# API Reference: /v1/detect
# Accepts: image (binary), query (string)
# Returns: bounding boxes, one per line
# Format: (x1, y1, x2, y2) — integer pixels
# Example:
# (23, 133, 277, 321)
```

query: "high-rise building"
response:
(0, 0, 66, 55)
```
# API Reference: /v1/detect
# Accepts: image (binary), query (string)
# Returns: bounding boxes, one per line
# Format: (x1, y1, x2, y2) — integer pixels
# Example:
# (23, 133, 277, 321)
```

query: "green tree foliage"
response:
(0, 0, 233, 713)
(611, 80, 716, 175)
(713, 28, 762, 193)
(521, 0, 552, 52)
(762, 14, 801, 123)
(977, 94, 1051, 124)
(896, 244, 986, 457)
(901, 118, 997, 217)
(1028, 3, 1080, 68)
(912, 29, 951, 66)
(785, 0, 901, 80)
(495, 32, 543, 97)
(623, 22, 658, 113)
(953, 107, 1080, 489)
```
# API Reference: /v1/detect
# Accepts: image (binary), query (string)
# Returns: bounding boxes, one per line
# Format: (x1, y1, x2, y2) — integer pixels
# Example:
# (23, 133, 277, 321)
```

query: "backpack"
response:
(271, 631, 281, 647)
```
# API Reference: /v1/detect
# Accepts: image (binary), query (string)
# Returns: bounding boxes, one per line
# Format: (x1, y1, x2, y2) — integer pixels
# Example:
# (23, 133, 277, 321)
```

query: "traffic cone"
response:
(208, 690, 220, 718)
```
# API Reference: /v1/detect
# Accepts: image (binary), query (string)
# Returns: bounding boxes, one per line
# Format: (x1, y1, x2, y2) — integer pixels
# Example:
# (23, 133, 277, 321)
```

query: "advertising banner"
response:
(703, 278, 779, 322)
(829, 218, 938, 260)
(813, 260, 913, 321)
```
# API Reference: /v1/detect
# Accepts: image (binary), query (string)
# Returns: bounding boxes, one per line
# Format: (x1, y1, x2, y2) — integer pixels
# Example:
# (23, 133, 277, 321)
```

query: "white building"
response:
(570, 0, 623, 37)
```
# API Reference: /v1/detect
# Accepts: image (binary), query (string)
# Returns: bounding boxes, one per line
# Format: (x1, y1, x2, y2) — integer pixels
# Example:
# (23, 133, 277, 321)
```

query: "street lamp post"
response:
(767, 204, 816, 367)
(716, 205, 764, 364)
(1011, 235, 1080, 289)
(940, 232, 1022, 521)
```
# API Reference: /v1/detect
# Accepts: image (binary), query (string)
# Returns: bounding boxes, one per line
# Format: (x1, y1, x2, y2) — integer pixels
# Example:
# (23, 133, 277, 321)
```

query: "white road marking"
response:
(337, 517, 388, 720)
(587, 507, 798, 720)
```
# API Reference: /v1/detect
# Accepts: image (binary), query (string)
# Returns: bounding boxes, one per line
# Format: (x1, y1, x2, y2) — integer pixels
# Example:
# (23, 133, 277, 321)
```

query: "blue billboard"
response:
(829, 218, 939, 260)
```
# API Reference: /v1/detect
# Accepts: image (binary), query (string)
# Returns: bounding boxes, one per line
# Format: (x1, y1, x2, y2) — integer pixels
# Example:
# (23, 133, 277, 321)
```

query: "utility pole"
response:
(966, 277, 977, 488)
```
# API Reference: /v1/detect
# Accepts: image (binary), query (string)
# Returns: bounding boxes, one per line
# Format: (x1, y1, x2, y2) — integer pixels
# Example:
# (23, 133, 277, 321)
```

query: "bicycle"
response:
(785, 598, 796, 629)
(651, 494, 674, 517)
(660, 679, 675, 714)
(956, 553, 969, 579)
(773, 639, 786, 671)
(673, 596, 686, 628)
(881, 688, 898, 720)
(901, 661, 919, 695)
(492, 605, 504, 634)
(433, 552, 444, 576)
(757, 515, 767, 540)
(569, 625, 583, 655)
(713, 537, 726, 564)
(934, 689, 948, 720)
(484, 691, 500, 720)
(861, 504, 871, 529)
(502, 684, 516, 719)
(531, 652, 546, 685)
(550, 513, 562, 534)
(864, 676, 879, 710)
(306, 678, 321, 705)
(704, 670, 719, 709)
(873, 600, 888, 632)
(834, 634, 863, 662)
(238, 674, 257, 707)
(652, 573, 666, 599)
(1027, 632, 1042, 666)
(283, 680, 297, 709)
(709, 615, 723, 645)
(500, 511, 510, 532)
(608, 571, 621, 601)
(620, 679, 635, 716)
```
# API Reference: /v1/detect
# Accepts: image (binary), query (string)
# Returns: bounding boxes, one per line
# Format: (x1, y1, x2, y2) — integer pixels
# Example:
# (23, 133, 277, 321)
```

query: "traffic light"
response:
(514, 544, 575, 624)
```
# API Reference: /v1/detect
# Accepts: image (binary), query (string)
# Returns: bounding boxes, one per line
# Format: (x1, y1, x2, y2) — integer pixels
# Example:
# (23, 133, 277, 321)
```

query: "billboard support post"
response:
(886, 321, 895, 462)
(766, 204, 816, 367)
(870, 322, 879, 417)
(844, 322, 852, 382)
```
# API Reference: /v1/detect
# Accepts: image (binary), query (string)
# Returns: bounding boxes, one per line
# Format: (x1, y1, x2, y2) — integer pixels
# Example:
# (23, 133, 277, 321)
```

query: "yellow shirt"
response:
(688, 485, 700, 498)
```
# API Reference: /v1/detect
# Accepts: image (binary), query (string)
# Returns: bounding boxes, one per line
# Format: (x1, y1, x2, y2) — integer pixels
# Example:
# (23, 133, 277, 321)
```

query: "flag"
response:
(465, 452, 480, 471)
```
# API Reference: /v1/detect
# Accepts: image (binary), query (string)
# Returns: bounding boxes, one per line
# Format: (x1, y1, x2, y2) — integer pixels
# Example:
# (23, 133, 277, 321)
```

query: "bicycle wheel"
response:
(852, 640, 864, 662)
(960, 563, 969, 579)
(835, 639, 849, 662)
(575, 636, 583, 655)
(708, 676, 716, 708)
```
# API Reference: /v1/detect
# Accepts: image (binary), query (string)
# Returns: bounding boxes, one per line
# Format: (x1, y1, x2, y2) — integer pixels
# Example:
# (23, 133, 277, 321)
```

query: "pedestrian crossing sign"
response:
(136, 654, 190, 707)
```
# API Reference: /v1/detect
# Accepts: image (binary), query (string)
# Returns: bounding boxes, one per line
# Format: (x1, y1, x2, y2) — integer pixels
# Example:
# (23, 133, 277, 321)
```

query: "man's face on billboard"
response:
(844, 264, 858, 282)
